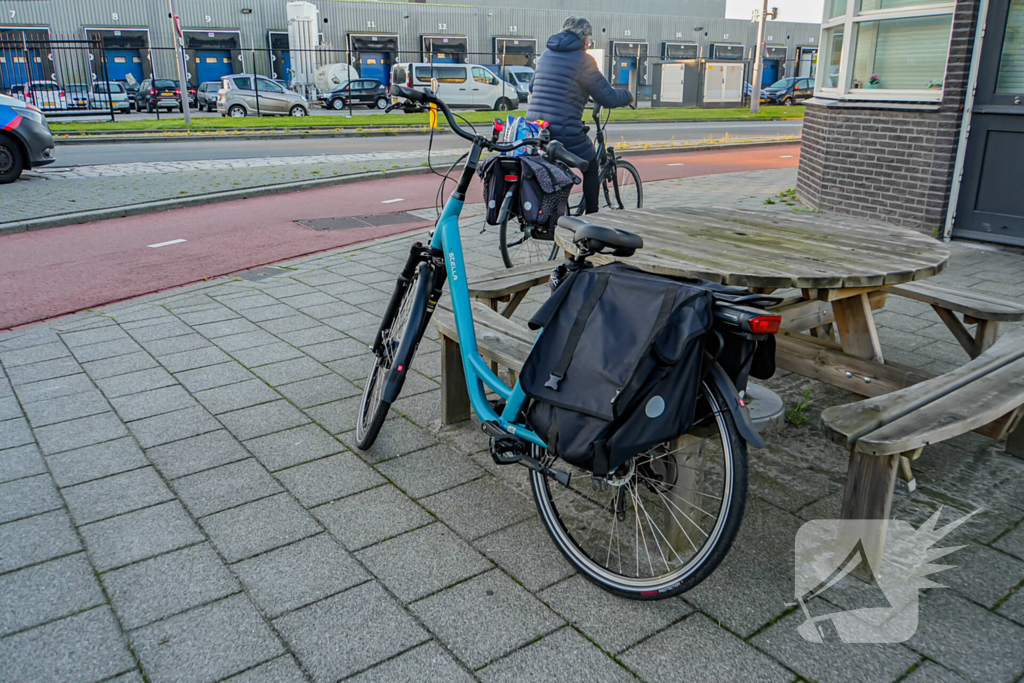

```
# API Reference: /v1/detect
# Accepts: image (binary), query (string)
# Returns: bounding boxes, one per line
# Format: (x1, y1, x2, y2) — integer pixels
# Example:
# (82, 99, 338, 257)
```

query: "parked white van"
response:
(390, 63, 518, 112)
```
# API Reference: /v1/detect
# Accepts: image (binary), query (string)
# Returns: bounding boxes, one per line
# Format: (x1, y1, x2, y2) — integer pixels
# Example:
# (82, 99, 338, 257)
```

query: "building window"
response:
(996, 0, 1024, 93)
(815, 0, 954, 100)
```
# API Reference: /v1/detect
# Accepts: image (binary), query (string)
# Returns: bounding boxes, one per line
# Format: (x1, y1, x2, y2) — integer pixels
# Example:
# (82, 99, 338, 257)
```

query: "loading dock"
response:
(661, 42, 699, 60)
(268, 31, 290, 82)
(0, 28, 51, 89)
(421, 35, 467, 64)
(609, 41, 649, 88)
(183, 30, 241, 85)
(493, 37, 537, 67)
(83, 29, 151, 84)
(349, 34, 399, 85)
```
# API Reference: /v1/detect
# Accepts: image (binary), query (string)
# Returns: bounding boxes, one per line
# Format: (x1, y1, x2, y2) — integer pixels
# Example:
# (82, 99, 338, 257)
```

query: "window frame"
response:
(814, 0, 956, 102)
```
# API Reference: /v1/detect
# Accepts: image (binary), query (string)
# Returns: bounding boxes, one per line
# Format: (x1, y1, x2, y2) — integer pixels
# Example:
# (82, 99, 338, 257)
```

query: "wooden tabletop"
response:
(554, 207, 951, 289)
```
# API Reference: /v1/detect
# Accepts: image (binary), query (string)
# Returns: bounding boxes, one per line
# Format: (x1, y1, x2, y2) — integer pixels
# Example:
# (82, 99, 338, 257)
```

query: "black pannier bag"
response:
(476, 156, 519, 226)
(520, 262, 714, 476)
(517, 156, 576, 237)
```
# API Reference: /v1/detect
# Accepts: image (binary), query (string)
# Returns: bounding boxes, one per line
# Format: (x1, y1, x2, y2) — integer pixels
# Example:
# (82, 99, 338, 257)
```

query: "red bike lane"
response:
(0, 144, 799, 330)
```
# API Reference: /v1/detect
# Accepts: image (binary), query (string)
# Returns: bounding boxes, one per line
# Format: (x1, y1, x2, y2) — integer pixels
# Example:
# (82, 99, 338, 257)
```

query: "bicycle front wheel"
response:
(531, 379, 747, 599)
(499, 216, 560, 269)
(356, 263, 429, 449)
(603, 160, 643, 210)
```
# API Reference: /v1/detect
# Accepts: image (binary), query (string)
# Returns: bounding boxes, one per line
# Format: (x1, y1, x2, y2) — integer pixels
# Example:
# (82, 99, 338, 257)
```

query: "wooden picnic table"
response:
(554, 206, 953, 398)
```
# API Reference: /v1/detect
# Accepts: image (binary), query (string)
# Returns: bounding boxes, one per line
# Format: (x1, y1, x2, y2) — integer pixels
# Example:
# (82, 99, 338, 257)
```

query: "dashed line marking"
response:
(667, 163, 685, 166)
(381, 198, 405, 204)
(779, 155, 794, 158)
(148, 239, 187, 248)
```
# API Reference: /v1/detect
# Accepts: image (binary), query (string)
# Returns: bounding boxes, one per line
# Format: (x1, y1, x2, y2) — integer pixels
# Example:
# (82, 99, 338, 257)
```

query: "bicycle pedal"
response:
(489, 437, 525, 465)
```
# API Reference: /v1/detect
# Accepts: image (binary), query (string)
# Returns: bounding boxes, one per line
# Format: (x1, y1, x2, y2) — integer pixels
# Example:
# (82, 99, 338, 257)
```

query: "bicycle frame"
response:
(429, 148, 549, 450)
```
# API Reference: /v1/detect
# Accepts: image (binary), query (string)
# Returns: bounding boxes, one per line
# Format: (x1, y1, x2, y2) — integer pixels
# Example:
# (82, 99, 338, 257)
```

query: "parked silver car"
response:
(89, 82, 131, 112)
(196, 81, 220, 112)
(217, 75, 309, 117)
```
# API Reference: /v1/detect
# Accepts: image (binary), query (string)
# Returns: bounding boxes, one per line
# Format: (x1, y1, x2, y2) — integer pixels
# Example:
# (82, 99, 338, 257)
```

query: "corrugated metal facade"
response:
(0, 0, 820, 81)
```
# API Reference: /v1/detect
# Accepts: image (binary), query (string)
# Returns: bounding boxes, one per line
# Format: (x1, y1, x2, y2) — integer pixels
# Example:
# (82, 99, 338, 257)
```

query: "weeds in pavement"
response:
(786, 389, 814, 426)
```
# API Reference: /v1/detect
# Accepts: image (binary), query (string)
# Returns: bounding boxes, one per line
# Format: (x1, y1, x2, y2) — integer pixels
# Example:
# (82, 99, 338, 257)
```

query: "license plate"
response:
(162, 92, 173, 97)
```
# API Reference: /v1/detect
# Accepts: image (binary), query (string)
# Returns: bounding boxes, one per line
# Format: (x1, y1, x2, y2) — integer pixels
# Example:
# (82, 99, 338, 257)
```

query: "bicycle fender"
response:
(383, 262, 432, 404)
(706, 362, 766, 449)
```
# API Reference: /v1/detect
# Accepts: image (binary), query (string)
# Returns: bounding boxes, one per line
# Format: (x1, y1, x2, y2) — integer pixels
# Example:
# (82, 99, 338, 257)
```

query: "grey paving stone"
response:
(257, 314, 320, 335)
(82, 351, 159, 380)
(304, 396, 364, 435)
(325, 355, 373, 383)
(243, 423, 343, 471)
(907, 590, 1024, 683)
(60, 325, 129, 348)
(279, 292, 337, 309)
(357, 523, 491, 603)
(193, 318, 260, 339)
(733, 495, 806, 576)
(70, 338, 144, 363)
(996, 588, 1024, 626)
(0, 342, 70, 368)
(35, 411, 128, 455)
(479, 626, 635, 683)
(623, 613, 793, 683)
(13, 372, 93, 404)
(63, 467, 174, 525)
(300, 337, 371, 363)
(235, 533, 369, 618)
(219, 400, 311, 441)
(341, 416, 438, 464)
(251, 357, 330, 387)
(939, 543, 1024, 608)
(346, 641, 474, 683)
(994, 522, 1024, 560)
(422, 477, 535, 541)
(159, 346, 233, 373)
(199, 493, 321, 563)
(80, 501, 204, 571)
(232, 342, 306, 368)
(275, 325, 343, 347)
(375, 444, 485, 499)
(315, 483, 433, 551)
(94, 366, 177, 399)
(130, 594, 285, 683)
(0, 554, 105, 635)
(275, 373, 360, 409)
(102, 543, 241, 630)
(276, 452, 384, 507)
(0, 417, 33, 450)
(0, 473, 62, 523)
(0, 443, 46, 484)
(683, 546, 794, 638)
(241, 304, 305, 324)
(193, 379, 281, 415)
(213, 330, 280, 353)
(147, 430, 251, 479)
(176, 307, 242, 328)
(0, 510, 81, 573)
(541, 574, 692, 653)
(474, 517, 575, 593)
(5, 356, 82, 386)
(273, 581, 428, 683)
(750, 607, 919, 683)
(126, 319, 194, 343)
(0, 607, 135, 683)
(222, 656, 307, 683)
(411, 569, 564, 669)
(110, 385, 197, 422)
(901, 661, 970, 683)
(0, 396, 21, 421)
(128, 405, 221, 449)
(110, 669, 146, 683)
(175, 361, 257, 393)
(173, 458, 283, 517)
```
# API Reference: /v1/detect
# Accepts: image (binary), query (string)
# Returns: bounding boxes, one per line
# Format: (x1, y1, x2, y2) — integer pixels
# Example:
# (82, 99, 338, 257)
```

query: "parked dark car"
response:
(0, 93, 55, 183)
(760, 77, 814, 106)
(196, 81, 220, 111)
(318, 79, 388, 110)
(136, 78, 196, 112)
(117, 80, 140, 108)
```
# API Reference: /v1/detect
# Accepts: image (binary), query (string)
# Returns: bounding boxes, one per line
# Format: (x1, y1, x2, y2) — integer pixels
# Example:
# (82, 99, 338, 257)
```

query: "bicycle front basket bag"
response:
(517, 156, 576, 234)
(519, 262, 714, 476)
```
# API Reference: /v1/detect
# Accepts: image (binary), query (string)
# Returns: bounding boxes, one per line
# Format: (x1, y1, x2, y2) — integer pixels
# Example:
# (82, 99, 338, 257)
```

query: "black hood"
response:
(546, 30, 586, 52)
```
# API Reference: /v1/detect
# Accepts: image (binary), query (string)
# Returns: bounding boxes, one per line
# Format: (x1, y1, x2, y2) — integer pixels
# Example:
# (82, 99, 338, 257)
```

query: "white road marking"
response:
(148, 239, 187, 248)
(381, 198, 405, 204)
(779, 155, 794, 158)
(667, 163, 685, 166)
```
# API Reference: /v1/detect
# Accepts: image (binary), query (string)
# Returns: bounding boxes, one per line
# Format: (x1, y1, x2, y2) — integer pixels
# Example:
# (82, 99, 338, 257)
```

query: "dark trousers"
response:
(582, 160, 601, 214)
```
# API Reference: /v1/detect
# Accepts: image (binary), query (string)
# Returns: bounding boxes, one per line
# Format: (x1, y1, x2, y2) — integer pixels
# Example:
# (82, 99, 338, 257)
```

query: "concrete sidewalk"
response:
(1, 169, 1023, 683)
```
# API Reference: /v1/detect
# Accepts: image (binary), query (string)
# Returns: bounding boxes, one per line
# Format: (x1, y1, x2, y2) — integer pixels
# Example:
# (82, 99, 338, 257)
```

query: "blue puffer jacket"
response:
(527, 30, 633, 161)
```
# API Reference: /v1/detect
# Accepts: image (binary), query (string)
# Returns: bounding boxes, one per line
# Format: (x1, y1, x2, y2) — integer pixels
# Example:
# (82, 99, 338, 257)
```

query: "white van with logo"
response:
(390, 63, 518, 112)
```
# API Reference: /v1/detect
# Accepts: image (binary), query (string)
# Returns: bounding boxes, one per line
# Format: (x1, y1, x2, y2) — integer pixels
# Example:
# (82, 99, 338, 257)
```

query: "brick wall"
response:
(796, 0, 979, 234)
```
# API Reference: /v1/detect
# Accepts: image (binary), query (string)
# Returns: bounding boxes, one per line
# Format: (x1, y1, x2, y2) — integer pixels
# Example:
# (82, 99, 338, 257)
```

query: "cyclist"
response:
(527, 17, 633, 214)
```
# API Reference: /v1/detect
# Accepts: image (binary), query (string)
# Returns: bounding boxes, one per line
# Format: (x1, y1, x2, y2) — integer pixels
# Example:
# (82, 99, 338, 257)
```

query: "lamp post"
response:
(168, 0, 192, 124)
(750, 3, 778, 113)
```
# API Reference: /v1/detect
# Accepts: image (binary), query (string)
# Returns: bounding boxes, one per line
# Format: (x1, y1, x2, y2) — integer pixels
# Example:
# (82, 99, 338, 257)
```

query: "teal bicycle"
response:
(357, 85, 778, 599)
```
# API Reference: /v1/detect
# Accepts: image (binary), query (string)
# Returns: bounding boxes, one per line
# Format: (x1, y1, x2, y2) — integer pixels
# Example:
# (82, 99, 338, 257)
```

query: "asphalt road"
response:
(51, 120, 802, 167)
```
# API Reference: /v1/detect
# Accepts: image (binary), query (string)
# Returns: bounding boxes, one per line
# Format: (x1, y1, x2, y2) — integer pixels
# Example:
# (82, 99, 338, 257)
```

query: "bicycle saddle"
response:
(558, 216, 644, 257)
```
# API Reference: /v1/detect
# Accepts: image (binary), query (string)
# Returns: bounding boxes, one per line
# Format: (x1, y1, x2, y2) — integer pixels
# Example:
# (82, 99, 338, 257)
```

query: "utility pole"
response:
(168, 0, 192, 124)
(750, 0, 769, 114)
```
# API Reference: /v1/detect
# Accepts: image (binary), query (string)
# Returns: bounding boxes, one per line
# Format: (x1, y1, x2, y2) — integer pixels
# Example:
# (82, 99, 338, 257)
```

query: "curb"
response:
(1, 138, 800, 235)
(51, 117, 804, 145)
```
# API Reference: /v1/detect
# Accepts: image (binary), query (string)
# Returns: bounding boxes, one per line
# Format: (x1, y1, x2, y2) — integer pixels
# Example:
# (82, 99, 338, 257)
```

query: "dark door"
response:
(953, 0, 1024, 245)
(359, 54, 388, 84)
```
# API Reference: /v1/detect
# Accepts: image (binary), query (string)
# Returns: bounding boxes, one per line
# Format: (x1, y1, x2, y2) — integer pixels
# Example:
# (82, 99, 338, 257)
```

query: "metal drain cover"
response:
(297, 212, 424, 231)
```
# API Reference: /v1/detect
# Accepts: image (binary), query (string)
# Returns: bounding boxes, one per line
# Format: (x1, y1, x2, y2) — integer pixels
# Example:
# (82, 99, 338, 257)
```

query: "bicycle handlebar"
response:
(544, 140, 589, 172)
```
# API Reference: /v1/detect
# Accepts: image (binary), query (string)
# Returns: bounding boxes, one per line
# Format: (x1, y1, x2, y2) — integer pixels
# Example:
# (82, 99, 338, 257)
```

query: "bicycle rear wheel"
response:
(499, 216, 560, 269)
(356, 263, 429, 449)
(531, 379, 746, 599)
(603, 159, 643, 210)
